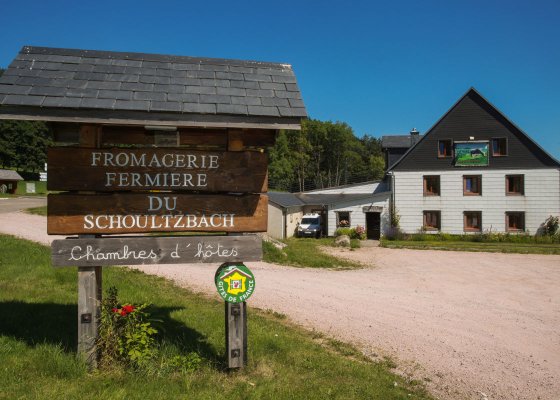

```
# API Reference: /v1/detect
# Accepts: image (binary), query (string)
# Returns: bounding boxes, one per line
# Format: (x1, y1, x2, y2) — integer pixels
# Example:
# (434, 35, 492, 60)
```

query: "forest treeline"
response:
(268, 119, 385, 192)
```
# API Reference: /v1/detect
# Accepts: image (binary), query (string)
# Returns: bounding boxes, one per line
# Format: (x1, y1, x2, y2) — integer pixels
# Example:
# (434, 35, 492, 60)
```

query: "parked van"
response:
(296, 213, 323, 238)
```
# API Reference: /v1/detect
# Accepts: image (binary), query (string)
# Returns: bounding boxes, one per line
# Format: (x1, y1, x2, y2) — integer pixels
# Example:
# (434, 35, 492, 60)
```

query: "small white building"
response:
(267, 181, 391, 239)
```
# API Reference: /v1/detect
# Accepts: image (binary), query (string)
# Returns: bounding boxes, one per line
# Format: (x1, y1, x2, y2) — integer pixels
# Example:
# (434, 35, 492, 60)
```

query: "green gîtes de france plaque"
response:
(215, 263, 255, 303)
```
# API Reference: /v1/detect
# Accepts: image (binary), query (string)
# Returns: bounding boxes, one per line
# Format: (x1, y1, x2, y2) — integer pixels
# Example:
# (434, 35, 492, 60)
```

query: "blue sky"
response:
(1, 0, 559, 158)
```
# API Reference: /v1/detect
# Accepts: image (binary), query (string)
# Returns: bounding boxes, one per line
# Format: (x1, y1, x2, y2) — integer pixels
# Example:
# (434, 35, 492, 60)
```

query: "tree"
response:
(268, 131, 295, 191)
(0, 120, 52, 172)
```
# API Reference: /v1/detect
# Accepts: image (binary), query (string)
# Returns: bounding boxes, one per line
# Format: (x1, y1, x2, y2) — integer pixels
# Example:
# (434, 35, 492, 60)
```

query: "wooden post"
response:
(225, 301, 247, 368)
(226, 129, 248, 369)
(77, 125, 102, 368)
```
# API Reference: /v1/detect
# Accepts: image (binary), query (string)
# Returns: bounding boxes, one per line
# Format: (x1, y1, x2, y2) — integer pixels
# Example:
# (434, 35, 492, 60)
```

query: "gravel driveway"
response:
(0, 210, 558, 400)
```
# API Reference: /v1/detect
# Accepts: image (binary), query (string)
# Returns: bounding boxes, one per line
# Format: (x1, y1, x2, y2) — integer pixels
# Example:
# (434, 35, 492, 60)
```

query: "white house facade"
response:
(386, 88, 560, 235)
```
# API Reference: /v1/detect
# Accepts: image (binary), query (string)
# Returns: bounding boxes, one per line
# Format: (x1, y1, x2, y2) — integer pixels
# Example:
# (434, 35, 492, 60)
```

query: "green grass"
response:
(263, 237, 363, 269)
(24, 205, 48, 216)
(381, 239, 560, 254)
(0, 234, 431, 400)
(15, 180, 48, 195)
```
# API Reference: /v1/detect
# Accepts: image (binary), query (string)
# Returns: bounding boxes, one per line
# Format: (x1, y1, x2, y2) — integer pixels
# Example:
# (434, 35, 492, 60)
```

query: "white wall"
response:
(327, 193, 390, 236)
(267, 203, 284, 239)
(393, 169, 560, 234)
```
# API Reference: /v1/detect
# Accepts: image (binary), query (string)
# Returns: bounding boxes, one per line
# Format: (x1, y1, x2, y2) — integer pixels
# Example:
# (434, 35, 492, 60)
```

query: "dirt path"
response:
(1, 211, 559, 400)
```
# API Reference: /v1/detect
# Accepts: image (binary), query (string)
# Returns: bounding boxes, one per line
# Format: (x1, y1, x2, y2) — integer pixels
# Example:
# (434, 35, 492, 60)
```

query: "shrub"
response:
(541, 216, 559, 236)
(335, 227, 353, 237)
(98, 287, 157, 369)
(351, 225, 366, 240)
(383, 226, 405, 240)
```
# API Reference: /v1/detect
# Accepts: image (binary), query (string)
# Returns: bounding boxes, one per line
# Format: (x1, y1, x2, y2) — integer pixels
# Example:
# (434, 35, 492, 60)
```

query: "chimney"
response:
(410, 128, 420, 145)
(410, 128, 419, 135)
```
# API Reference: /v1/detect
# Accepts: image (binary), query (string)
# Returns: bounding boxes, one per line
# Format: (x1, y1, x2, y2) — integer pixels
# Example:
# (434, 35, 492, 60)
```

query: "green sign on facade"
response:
(454, 141, 489, 166)
(215, 263, 256, 303)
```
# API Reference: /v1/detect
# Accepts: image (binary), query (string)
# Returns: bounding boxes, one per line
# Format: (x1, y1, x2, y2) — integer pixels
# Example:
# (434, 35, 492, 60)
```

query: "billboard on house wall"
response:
(454, 141, 489, 167)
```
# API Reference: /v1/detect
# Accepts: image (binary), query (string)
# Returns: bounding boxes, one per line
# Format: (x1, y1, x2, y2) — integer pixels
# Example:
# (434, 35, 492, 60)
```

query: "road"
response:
(0, 210, 558, 400)
(0, 196, 46, 213)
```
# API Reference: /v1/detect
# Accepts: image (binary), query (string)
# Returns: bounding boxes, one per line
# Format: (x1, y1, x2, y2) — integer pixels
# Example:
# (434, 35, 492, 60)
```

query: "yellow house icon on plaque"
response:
(221, 269, 252, 295)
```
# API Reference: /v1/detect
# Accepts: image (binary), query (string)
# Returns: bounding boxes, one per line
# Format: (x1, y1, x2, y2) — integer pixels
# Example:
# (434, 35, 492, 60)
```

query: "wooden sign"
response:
(47, 193, 268, 234)
(51, 235, 262, 267)
(47, 148, 267, 193)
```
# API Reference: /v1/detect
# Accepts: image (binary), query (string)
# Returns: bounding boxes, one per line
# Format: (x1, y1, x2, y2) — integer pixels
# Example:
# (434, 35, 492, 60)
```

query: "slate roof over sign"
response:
(0, 169, 24, 181)
(0, 46, 307, 128)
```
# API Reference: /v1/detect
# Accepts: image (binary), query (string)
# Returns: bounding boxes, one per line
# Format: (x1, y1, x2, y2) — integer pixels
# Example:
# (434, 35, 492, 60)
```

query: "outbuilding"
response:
(0, 169, 23, 194)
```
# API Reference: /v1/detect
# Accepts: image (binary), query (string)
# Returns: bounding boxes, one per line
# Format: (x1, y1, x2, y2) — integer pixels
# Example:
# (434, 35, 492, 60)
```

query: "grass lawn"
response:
(263, 237, 363, 269)
(381, 239, 560, 255)
(24, 205, 48, 216)
(0, 234, 430, 400)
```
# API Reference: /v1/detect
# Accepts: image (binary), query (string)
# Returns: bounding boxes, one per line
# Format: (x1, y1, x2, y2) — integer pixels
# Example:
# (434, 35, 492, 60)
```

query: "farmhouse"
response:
(385, 88, 560, 234)
(268, 180, 391, 239)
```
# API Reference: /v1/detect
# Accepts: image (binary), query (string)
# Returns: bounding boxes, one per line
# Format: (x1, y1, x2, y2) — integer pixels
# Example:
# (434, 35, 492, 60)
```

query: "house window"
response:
(492, 138, 507, 156)
(463, 175, 482, 195)
(423, 175, 440, 196)
(506, 212, 525, 232)
(464, 211, 482, 232)
(423, 211, 441, 231)
(337, 211, 350, 227)
(506, 175, 524, 195)
(438, 139, 453, 158)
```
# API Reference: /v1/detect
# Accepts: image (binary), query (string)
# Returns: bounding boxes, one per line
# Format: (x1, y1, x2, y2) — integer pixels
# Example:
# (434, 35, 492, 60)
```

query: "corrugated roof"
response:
(0, 169, 23, 181)
(268, 192, 306, 208)
(0, 46, 307, 128)
(269, 191, 390, 208)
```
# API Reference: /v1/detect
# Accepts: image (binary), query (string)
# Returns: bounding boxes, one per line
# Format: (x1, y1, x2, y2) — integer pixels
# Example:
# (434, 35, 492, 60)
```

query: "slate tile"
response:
(285, 83, 300, 92)
(113, 99, 150, 111)
(64, 79, 89, 89)
(217, 104, 248, 115)
(74, 72, 108, 81)
(246, 89, 274, 98)
(121, 82, 154, 92)
(143, 61, 172, 69)
(275, 90, 300, 99)
(86, 81, 122, 90)
(261, 97, 289, 107)
(134, 91, 166, 101)
(8, 59, 32, 69)
(167, 93, 199, 103)
(106, 74, 139, 83)
(200, 94, 231, 104)
(29, 86, 68, 96)
(154, 69, 173, 77)
(259, 82, 285, 90)
(4, 94, 45, 106)
(0, 95, 6, 104)
(200, 64, 229, 72)
(244, 74, 272, 82)
(171, 63, 200, 71)
(201, 79, 230, 88)
(93, 65, 127, 74)
(46, 55, 82, 64)
(66, 88, 99, 98)
(168, 77, 190, 85)
(111, 59, 143, 67)
(230, 80, 259, 89)
(229, 66, 254, 74)
(183, 103, 216, 114)
(216, 71, 244, 80)
(257, 67, 292, 76)
(153, 84, 185, 94)
(98, 89, 132, 100)
(231, 96, 261, 106)
(37, 70, 76, 79)
(81, 98, 116, 109)
(0, 75, 18, 84)
(125, 66, 155, 75)
(0, 84, 31, 95)
(247, 105, 280, 117)
(15, 77, 54, 86)
(150, 101, 182, 112)
(169, 69, 187, 78)
(140, 75, 170, 84)
(58, 63, 95, 72)
(187, 70, 215, 79)
(26, 61, 59, 69)
(90, 58, 113, 65)
(278, 107, 307, 117)
(288, 98, 305, 108)
(185, 86, 216, 95)
(272, 75, 297, 83)
(217, 87, 246, 96)
(42, 96, 82, 108)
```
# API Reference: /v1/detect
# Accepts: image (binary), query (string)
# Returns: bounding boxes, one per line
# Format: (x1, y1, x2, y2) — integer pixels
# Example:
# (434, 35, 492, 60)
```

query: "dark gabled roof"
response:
(387, 87, 560, 172)
(381, 135, 421, 148)
(0, 169, 23, 181)
(268, 192, 306, 208)
(0, 46, 306, 129)
(297, 193, 376, 205)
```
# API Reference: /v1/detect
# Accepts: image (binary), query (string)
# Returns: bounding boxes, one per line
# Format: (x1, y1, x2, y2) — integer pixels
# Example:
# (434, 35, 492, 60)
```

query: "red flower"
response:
(123, 304, 135, 314)
(112, 307, 119, 313)
(120, 309, 127, 316)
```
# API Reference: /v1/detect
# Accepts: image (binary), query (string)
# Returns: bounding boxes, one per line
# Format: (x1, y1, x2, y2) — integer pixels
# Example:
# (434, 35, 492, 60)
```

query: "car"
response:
(296, 213, 323, 238)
